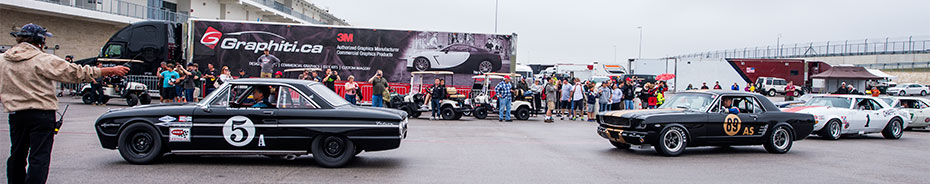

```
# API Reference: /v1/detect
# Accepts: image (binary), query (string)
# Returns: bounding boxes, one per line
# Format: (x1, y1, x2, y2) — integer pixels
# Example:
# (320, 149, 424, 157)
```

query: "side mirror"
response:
(199, 105, 212, 112)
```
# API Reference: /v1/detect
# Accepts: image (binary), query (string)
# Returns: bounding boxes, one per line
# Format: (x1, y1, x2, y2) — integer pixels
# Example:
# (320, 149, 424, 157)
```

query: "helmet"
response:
(10, 24, 53, 44)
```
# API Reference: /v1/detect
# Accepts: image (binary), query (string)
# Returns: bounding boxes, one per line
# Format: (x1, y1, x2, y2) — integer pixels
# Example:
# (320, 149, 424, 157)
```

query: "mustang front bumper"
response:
(597, 126, 652, 145)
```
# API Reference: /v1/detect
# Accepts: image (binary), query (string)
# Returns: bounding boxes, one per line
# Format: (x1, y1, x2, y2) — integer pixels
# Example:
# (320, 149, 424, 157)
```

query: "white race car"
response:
(782, 95, 910, 140)
(407, 44, 502, 73)
(881, 97, 930, 130)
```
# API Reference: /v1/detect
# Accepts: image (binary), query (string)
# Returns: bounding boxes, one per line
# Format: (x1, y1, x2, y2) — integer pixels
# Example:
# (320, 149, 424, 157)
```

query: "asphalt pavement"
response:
(0, 97, 928, 183)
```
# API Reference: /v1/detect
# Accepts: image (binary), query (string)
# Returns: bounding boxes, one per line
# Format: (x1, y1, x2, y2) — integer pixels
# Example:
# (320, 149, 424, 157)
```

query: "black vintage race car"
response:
(95, 78, 407, 167)
(596, 90, 815, 156)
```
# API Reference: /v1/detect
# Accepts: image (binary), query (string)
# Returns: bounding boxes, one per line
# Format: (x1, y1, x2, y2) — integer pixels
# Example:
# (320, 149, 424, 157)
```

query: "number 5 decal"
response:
(223, 116, 255, 147)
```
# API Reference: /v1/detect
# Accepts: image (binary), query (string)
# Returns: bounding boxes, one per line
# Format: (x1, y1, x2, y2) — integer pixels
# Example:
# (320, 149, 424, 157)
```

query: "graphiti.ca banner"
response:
(192, 19, 516, 83)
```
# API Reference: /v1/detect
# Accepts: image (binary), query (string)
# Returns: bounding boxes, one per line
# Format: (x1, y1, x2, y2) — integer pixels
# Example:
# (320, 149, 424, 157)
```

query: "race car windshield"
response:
(659, 93, 714, 111)
(309, 84, 350, 107)
(805, 97, 852, 109)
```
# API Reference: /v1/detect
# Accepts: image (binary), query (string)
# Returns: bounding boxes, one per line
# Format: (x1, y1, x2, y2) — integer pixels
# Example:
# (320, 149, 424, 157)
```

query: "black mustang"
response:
(597, 91, 814, 156)
(95, 79, 407, 167)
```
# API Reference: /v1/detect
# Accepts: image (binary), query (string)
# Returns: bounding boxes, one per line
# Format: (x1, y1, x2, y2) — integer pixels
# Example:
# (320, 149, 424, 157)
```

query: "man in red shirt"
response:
(784, 81, 796, 101)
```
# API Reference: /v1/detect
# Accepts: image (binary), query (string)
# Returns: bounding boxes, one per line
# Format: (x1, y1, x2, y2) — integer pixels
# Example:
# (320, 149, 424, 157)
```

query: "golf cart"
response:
(80, 58, 151, 106)
(391, 71, 472, 120)
(469, 73, 539, 120)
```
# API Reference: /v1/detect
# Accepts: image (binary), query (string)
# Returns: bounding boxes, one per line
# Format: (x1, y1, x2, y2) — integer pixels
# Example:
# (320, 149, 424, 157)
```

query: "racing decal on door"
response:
(865, 114, 870, 127)
(169, 121, 192, 142)
(724, 114, 741, 136)
(159, 115, 177, 122)
(223, 116, 255, 147)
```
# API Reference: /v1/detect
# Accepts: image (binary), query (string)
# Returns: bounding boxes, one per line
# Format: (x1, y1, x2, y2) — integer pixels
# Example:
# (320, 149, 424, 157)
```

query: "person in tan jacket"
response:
(1, 23, 129, 184)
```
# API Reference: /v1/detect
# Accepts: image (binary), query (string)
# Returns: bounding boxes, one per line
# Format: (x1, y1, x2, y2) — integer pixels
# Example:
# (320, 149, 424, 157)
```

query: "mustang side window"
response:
(277, 87, 315, 109)
(209, 87, 230, 107)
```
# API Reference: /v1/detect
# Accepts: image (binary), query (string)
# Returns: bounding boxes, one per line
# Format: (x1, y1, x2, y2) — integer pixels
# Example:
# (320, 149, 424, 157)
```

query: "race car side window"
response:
(277, 87, 315, 109)
(209, 87, 230, 107)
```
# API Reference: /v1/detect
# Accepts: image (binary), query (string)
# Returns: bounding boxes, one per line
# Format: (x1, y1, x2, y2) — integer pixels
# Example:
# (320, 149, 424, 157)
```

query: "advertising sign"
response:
(191, 19, 516, 84)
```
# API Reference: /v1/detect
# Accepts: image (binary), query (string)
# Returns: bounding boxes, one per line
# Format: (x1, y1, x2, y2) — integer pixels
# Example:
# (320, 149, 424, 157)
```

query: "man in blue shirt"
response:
(158, 63, 180, 103)
(251, 86, 272, 108)
(495, 75, 513, 122)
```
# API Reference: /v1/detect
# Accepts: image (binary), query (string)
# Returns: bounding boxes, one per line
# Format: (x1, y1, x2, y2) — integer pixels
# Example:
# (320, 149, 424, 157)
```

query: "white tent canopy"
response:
(866, 69, 897, 80)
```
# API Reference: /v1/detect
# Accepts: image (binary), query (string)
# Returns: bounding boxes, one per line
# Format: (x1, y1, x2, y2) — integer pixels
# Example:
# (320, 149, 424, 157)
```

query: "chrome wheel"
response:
(664, 128, 684, 152)
(773, 128, 790, 150)
(892, 121, 902, 137)
(830, 122, 840, 138)
(478, 60, 493, 73)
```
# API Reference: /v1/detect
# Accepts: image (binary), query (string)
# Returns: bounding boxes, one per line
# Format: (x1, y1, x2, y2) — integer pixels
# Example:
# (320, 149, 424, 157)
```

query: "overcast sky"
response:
(313, 0, 930, 65)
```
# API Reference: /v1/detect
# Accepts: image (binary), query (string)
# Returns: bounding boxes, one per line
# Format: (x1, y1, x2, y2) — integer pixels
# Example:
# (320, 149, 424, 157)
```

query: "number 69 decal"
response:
(223, 116, 255, 147)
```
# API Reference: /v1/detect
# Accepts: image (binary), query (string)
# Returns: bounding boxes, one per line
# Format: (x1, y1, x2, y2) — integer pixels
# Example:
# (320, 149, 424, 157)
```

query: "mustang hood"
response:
(781, 106, 827, 113)
(601, 109, 689, 119)
(345, 105, 407, 120)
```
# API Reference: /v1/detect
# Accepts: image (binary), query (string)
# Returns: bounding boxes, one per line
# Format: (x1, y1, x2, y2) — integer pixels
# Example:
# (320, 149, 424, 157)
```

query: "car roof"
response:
(810, 94, 875, 98)
(679, 90, 762, 96)
(228, 78, 319, 86)
(881, 96, 929, 101)
(412, 71, 454, 75)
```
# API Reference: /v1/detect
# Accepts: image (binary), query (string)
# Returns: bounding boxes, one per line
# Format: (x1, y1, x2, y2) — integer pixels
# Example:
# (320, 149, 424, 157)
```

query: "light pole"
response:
(776, 33, 782, 58)
(494, 0, 499, 33)
(637, 26, 643, 59)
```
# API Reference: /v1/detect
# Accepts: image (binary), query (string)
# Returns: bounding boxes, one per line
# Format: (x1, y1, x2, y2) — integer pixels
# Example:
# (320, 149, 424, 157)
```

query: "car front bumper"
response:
(597, 126, 653, 145)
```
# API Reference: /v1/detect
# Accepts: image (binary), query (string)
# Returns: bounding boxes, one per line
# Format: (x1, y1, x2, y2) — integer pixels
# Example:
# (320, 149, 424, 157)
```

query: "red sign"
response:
(171, 129, 185, 135)
(200, 27, 222, 49)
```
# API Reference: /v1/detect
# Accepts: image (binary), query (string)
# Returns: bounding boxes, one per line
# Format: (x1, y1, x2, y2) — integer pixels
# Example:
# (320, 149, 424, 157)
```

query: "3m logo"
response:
(201, 27, 223, 49)
(337, 33, 354, 42)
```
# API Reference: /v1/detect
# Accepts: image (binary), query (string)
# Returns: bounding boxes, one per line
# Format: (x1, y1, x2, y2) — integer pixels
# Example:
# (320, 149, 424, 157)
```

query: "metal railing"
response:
(855, 61, 930, 70)
(34, 0, 190, 23)
(677, 36, 930, 59)
(248, 0, 324, 24)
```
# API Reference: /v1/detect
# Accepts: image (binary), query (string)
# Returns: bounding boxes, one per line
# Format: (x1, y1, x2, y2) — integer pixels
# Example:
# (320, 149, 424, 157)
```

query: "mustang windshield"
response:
(805, 97, 851, 108)
(310, 84, 350, 106)
(659, 93, 714, 111)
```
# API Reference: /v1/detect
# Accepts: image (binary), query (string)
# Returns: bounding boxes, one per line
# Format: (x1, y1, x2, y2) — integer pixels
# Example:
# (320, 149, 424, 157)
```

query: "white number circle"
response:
(223, 116, 255, 147)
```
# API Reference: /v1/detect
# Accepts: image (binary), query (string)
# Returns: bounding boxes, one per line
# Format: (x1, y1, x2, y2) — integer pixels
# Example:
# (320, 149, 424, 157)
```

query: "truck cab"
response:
(81, 21, 183, 75)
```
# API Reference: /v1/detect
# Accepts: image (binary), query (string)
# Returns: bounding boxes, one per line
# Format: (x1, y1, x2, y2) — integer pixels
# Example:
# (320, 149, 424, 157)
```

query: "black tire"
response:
(117, 123, 163, 164)
(126, 93, 140, 106)
(899, 90, 906, 96)
(452, 112, 463, 120)
(100, 96, 110, 104)
(474, 107, 488, 119)
(609, 141, 631, 149)
(515, 107, 530, 120)
(764, 125, 794, 154)
(768, 89, 777, 97)
(441, 107, 456, 120)
(882, 118, 904, 139)
(477, 60, 494, 73)
(81, 92, 95, 104)
(413, 57, 430, 71)
(311, 135, 356, 168)
(921, 91, 927, 96)
(818, 119, 842, 140)
(654, 126, 688, 156)
(139, 93, 152, 105)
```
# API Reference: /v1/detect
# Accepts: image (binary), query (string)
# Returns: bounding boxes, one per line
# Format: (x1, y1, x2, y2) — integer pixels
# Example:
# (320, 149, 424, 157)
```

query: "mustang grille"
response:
(602, 116, 631, 128)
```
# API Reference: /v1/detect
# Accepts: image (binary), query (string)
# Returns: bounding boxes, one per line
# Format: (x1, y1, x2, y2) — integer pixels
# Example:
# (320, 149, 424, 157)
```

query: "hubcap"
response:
(774, 128, 789, 149)
(892, 121, 902, 136)
(130, 132, 153, 155)
(479, 61, 493, 73)
(831, 122, 840, 138)
(664, 129, 683, 152)
(323, 136, 345, 157)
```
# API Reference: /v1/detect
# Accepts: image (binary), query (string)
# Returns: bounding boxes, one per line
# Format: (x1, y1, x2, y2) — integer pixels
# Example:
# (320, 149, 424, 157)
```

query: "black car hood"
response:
(601, 108, 692, 119)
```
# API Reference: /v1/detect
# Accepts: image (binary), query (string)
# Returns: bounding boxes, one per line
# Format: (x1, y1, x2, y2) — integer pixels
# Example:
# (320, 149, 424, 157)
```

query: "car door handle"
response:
(749, 115, 759, 120)
(263, 119, 278, 124)
(262, 111, 274, 115)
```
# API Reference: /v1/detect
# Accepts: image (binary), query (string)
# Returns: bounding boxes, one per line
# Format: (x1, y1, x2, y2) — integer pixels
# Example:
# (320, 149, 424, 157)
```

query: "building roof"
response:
(866, 69, 897, 80)
(810, 66, 883, 79)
